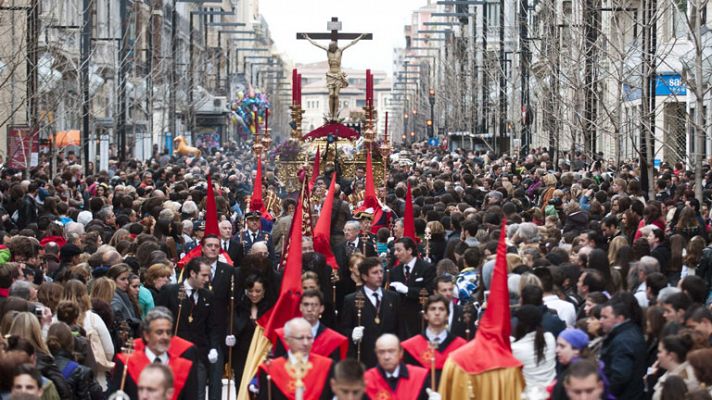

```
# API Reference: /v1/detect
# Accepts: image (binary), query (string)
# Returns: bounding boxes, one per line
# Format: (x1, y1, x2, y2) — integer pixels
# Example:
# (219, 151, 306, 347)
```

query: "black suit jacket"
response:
(334, 238, 378, 318)
(157, 283, 215, 364)
(229, 230, 275, 266)
(208, 261, 236, 349)
(389, 258, 436, 339)
(340, 287, 399, 369)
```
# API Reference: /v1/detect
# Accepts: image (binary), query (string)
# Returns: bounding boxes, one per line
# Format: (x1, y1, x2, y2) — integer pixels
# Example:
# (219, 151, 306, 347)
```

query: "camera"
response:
(34, 305, 44, 318)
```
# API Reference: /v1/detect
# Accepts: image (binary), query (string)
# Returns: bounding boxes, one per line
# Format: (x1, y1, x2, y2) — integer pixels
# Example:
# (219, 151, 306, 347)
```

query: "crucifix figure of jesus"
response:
(298, 18, 372, 121)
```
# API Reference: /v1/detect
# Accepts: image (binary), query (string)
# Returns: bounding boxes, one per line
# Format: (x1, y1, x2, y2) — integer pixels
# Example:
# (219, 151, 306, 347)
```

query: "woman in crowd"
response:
(62, 280, 114, 377)
(511, 305, 556, 395)
(6, 312, 72, 398)
(673, 206, 706, 241)
(231, 274, 274, 381)
(652, 332, 699, 399)
(141, 263, 172, 304)
(105, 264, 140, 337)
(45, 322, 103, 400)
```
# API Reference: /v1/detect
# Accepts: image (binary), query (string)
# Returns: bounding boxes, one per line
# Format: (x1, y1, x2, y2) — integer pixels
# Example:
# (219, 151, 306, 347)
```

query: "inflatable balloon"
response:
(174, 136, 201, 158)
(227, 83, 271, 138)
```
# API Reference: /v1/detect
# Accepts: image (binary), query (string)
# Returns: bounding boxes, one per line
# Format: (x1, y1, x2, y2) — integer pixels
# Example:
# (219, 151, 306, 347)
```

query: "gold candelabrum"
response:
(261, 126, 272, 153)
(379, 113, 391, 198)
(252, 128, 264, 157)
(290, 104, 304, 140)
(362, 104, 376, 152)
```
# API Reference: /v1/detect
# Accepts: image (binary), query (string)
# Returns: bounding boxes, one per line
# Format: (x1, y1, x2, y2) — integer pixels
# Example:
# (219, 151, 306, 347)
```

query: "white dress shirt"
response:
(311, 321, 320, 339)
(144, 347, 169, 365)
(425, 328, 448, 344)
(183, 280, 198, 304)
(363, 286, 383, 308)
(385, 365, 401, 379)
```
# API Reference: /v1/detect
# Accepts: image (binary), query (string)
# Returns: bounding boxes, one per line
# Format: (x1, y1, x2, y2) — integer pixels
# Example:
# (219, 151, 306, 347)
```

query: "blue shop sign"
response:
(656, 74, 687, 96)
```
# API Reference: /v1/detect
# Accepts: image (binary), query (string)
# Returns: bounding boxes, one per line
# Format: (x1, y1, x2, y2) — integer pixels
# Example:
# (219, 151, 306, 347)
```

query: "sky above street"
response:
(260, 0, 428, 75)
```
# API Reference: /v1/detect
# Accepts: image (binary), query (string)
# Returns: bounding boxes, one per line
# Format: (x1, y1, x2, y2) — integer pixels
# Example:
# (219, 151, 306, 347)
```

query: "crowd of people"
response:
(0, 140, 711, 400)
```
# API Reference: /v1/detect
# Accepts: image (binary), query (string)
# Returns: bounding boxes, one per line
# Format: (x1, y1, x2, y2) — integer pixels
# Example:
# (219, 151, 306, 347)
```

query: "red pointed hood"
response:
(313, 172, 338, 270)
(403, 182, 417, 242)
(204, 174, 220, 238)
(249, 156, 265, 214)
(258, 182, 305, 344)
(450, 218, 521, 374)
(353, 150, 383, 225)
(363, 150, 378, 209)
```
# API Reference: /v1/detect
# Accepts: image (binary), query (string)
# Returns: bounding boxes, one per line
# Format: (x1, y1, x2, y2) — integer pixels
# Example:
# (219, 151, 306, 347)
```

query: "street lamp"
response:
(428, 88, 435, 138)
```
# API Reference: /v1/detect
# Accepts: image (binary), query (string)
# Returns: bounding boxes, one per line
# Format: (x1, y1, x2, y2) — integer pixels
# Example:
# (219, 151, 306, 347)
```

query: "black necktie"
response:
(387, 375, 398, 390)
(223, 241, 228, 251)
(153, 356, 162, 364)
(251, 233, 257, 242)
(404, 265, 411, 281)
(373, 292, 381, 309)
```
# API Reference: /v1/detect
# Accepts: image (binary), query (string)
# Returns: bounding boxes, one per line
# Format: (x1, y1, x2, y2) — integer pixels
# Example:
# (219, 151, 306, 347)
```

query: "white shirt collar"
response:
(287, 351, 308, 365)
(405, 257, 417, 270)
(363, 285, 383, 299)
(425, 328, 448, 344)
(385, 365, 401, 379)
(182, 280, 197, 302)
(311, 321, 320, 339)
(210, 260, 217, 277)
(144, 347, 168, 365)
(448, 302, 454, 328)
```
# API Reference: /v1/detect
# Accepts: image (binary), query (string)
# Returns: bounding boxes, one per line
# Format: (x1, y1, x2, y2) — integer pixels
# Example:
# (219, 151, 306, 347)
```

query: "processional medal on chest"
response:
(285, 353, 312, 400)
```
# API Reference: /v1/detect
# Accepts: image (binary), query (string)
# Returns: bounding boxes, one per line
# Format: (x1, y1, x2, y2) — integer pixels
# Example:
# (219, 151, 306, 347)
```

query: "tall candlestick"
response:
(297, 74, 302, 106)
(366, 69, 371, 103)
(265, 108, 269, 131)
(292, 69, 298, 105)
(384, 111, 388, 140)
(254, 111, 259, 134)
(369, 71, 374, 107)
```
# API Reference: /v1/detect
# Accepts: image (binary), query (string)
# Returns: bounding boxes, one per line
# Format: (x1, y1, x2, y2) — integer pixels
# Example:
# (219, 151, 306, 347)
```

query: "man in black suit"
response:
(201, 234, 236, 400)
(228, 211, 275, 266)
(434, 275, 477, 340)
(334, 220, 376, 316)
(340, 257, 399, 369)
(157, 256, 214, 400)
(218, 219, 236, 254)
(389, 237, 436, 340)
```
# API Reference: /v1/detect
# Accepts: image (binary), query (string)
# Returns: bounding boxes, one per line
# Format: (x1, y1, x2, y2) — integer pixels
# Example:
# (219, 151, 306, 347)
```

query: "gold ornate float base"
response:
(277, 150, 385, 193)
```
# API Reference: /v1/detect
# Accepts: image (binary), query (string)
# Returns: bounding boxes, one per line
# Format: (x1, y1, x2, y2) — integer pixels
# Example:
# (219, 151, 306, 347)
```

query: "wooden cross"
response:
(296, 17, 373, 42)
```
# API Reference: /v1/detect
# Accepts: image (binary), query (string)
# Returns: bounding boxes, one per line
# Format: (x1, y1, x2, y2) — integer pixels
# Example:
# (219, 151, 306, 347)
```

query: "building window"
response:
(673, 0, 688, 38)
